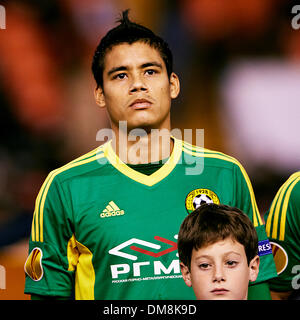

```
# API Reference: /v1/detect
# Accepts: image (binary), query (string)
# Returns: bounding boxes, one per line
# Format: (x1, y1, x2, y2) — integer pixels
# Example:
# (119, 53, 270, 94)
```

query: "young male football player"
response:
(265, 172, 300, 300)
(24, 10, 276, 300)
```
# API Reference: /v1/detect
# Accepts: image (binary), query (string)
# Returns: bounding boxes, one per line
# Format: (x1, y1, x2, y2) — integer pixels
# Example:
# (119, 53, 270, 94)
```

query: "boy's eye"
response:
(199, 263, 210, 270)
(226, 260, 238, 267)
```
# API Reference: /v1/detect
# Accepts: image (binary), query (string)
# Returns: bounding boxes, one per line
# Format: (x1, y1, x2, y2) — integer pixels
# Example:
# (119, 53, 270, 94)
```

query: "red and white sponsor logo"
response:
(108, 235, 181, 281)
(109, 235, 178, 260)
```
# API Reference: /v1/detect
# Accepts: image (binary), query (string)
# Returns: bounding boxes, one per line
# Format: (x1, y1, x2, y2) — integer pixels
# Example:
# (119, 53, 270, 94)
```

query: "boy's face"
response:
(95, 41, 180, 132)
(180, 238, 259, 300)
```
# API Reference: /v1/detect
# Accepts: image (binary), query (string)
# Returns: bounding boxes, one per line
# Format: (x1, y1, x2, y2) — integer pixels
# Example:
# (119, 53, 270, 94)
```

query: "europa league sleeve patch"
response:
(270, 242, 288, 275)
(258, 239, 273, 257)
(24, 247, 44, 281)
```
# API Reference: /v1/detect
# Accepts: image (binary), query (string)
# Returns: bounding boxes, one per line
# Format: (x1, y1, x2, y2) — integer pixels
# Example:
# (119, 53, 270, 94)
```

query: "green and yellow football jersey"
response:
(24, 138, 277, 299)
(265, 172, 300, 292)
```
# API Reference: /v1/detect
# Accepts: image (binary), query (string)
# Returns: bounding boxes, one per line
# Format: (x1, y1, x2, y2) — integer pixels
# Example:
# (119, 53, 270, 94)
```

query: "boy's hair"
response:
(91, 9, 173, 89)
(177, 204, 258, 269)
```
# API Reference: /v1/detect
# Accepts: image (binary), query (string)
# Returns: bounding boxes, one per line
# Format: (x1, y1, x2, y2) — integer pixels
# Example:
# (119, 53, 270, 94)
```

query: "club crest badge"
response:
(185, 188, 220, 213)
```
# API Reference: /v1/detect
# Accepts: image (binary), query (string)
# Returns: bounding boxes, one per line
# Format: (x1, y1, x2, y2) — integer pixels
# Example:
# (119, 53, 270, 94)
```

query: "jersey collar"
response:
(103, 137, 182, 186)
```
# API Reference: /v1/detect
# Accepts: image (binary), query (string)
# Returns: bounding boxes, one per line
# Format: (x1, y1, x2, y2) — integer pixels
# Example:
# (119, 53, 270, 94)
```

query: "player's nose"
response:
(129, 73, 148, 93)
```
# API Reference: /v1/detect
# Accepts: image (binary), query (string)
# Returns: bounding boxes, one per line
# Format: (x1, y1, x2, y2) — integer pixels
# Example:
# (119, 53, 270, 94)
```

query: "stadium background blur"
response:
(0, 0, 299, 299)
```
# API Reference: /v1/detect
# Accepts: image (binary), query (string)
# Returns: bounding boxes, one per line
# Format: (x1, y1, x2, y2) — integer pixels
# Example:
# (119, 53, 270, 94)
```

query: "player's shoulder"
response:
(266, 172, 300, 239)
(47, 143, 107, 184)
(271, 172, 300, 206)
(181, 139, 244, 171)
(281, 172, 300, 203)
(290, 173, 300, 200)
(282, 172, 300, 193)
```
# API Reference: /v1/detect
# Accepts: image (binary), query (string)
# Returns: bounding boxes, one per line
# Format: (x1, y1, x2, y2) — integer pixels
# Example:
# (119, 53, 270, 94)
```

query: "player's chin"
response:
(127, 117, 159, 131)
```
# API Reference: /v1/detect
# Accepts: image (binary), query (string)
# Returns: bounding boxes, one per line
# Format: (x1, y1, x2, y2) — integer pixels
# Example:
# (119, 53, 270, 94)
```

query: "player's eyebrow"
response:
(107, 66, 128, 76)
(141, 62, 163, 69)
(107, 62, 163, 77)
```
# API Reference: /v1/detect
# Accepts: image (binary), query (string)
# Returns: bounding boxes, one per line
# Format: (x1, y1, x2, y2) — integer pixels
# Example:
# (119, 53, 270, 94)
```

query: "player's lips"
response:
(210, 288, 229, 295)
(129, 98, 152, 109)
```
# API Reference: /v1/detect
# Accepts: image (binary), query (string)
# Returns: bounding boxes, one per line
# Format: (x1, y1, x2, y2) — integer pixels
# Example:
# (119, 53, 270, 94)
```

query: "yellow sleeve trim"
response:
(266, 172, 300, 240)
(279, 176, 300, 240)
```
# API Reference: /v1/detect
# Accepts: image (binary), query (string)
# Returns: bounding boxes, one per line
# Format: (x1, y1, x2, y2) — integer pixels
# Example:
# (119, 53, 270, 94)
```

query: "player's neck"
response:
(112, 127, 174, 165)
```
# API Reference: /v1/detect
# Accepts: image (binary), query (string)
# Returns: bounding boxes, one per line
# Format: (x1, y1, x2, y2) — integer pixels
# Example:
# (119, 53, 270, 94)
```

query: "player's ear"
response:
(249, 255, 260, 282)
(94, 86, 106, 108)
(180, 262, 192, 287)
(169, 72, 180, 99)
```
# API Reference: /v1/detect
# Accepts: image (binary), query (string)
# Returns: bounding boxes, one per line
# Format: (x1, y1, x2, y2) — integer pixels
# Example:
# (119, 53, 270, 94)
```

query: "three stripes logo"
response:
(100, 201, 125, 218)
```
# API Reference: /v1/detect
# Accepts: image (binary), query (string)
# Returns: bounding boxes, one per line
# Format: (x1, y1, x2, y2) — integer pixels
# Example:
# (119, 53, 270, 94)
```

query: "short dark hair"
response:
(91, 9, 173, 89)
(177, 204, 258, 270)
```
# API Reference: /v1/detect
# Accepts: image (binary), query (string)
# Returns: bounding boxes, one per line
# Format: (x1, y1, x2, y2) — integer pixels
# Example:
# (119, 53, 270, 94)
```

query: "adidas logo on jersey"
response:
(100, 201, 125, 218)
